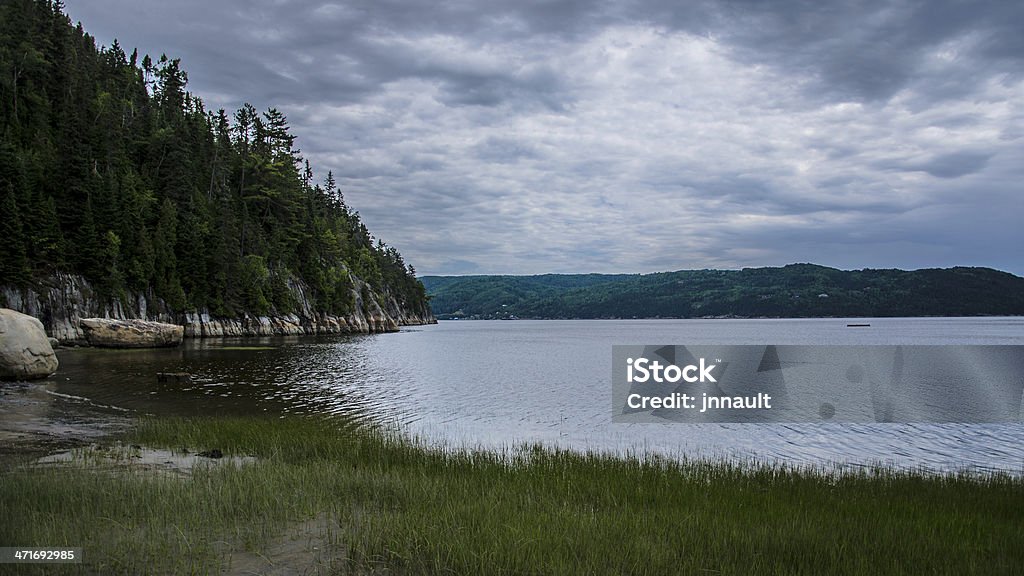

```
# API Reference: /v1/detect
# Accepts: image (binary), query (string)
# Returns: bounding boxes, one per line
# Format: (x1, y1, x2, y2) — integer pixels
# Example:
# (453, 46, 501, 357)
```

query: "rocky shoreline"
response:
(1, 272, 435, 345)
(1, 272, 434, 458)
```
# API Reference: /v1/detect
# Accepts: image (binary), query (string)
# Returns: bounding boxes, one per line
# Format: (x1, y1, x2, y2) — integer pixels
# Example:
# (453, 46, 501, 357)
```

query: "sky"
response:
(63, 0, 1024, 276)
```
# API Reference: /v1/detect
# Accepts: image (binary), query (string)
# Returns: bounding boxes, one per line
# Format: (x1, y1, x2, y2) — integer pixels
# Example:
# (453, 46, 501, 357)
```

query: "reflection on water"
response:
(46, 317, 1024, 473)
(0, 379, 129, 459)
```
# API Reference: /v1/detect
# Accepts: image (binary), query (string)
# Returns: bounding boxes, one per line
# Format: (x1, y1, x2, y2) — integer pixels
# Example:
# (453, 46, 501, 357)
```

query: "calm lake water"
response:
(45, 317, 1024, 473)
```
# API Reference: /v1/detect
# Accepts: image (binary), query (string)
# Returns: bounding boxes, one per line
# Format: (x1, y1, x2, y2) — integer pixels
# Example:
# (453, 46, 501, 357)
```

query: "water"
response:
(43, 317, 1024, 473)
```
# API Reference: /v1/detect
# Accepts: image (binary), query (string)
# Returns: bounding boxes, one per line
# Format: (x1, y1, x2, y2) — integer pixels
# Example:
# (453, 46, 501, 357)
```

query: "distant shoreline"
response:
(423, 265, 1024, 320)
(435, 314, 1024, 320)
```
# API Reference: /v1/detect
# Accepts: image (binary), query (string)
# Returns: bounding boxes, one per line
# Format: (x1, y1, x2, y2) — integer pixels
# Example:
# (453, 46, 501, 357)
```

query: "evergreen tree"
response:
(0, 184, 30, 286)
(72, 198, 103, 280)
(153, 198, 185, 309)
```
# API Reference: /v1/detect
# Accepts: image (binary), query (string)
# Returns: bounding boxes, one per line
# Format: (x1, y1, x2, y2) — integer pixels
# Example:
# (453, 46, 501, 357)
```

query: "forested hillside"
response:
(0, 0, 430, 328)
(422, 274, 635, 320)
(422, 265, 1024, 319)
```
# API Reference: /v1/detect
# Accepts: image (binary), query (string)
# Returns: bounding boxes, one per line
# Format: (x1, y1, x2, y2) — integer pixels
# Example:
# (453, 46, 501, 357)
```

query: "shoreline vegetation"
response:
(2, 416, 1022, 575)
(422, 264, 1024, 320)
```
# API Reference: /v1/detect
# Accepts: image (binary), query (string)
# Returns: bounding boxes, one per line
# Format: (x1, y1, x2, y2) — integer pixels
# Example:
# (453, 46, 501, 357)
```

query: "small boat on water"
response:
(846, 323, 871, 327)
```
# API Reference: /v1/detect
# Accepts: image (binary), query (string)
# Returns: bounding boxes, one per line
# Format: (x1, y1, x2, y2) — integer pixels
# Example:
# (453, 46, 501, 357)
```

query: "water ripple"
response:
(50, 318, 1024, 474)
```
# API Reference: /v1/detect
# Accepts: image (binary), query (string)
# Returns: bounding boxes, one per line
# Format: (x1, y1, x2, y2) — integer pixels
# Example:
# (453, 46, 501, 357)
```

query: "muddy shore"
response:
(0, 378, 131, 466)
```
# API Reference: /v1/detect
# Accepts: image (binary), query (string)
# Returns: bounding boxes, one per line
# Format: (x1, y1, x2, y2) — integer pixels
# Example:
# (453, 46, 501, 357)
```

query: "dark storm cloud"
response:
(65, 0, 1024, 106)
(702, 0, 1024, 101)
(873, 151, 993, 179)
(916, 152, 993, 179)
(63, 0, 1024, 275)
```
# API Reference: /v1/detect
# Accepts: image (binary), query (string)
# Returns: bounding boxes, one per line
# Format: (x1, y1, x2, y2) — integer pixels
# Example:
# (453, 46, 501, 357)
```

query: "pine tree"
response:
(72, 198, 103, 280)
(0, 184, 30, 286)
(153, 198, 185, 309)
(33, 191, 64, 268)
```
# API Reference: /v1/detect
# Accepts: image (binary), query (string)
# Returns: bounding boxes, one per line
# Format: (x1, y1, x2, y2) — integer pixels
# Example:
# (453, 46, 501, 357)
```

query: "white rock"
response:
(0, 308, 58, 380)
(80, 318, 184, 348)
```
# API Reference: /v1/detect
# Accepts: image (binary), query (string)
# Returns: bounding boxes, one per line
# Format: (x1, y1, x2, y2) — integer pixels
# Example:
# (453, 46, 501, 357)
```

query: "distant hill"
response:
(421, 265, 1024, 319)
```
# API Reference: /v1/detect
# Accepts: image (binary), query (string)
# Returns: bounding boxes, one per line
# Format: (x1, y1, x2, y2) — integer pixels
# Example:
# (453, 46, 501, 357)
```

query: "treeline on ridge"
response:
(422, 265, 1024, 319)
(0, 0, 428, 319)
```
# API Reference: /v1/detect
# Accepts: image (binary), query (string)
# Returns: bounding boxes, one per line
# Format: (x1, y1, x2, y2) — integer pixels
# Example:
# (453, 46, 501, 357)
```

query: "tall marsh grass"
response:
(1, 416, 1021, 574)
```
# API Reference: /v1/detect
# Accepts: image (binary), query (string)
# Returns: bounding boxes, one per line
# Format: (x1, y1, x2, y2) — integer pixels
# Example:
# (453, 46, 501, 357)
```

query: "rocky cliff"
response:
(1, 273, 435, 344)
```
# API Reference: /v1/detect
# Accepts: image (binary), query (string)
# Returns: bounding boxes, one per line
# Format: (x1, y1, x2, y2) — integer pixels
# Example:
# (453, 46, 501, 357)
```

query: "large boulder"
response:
(80, 318, 184, 348)
(0, 308, 59, 380)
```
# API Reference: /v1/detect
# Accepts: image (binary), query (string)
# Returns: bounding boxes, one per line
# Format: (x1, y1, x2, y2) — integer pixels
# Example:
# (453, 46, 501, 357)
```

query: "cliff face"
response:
(1, 273, 435, 344)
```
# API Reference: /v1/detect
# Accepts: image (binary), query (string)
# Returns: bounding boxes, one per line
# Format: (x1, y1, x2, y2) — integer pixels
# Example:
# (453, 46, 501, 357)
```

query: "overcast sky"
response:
(64, 0, 1023, 276)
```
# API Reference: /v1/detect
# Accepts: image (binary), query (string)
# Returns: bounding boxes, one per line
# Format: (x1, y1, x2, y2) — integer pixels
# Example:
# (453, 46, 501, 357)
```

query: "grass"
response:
(1, 415, 1022, 574)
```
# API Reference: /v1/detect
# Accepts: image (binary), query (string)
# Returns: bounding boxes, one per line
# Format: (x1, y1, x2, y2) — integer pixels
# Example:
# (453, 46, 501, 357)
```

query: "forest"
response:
(422, 264, 1024, 319)
(0, 0, 429, 320)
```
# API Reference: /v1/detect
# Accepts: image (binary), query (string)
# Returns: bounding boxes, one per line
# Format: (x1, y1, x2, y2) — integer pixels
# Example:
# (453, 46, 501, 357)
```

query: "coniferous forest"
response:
(0, 0, 429, 321)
